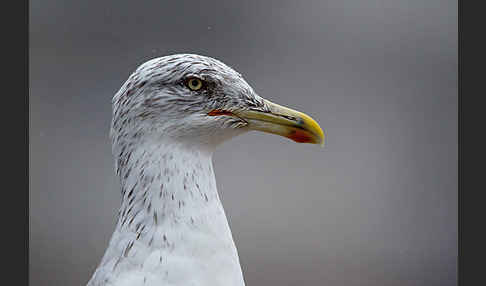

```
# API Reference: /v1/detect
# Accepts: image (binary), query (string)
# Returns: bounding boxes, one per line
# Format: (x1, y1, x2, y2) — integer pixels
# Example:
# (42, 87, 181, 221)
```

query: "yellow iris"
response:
(187, 78, 203, 91)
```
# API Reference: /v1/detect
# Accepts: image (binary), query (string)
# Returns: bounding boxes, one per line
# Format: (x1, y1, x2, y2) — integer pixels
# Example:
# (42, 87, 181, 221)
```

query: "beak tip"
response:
(319, 131, 325, 147)
(315, 133, 325, 148)
(305, 119, 325, 148)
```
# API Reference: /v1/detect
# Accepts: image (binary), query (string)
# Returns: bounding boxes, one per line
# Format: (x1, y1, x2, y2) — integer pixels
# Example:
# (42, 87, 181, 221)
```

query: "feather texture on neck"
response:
(87, 140, 245, 286)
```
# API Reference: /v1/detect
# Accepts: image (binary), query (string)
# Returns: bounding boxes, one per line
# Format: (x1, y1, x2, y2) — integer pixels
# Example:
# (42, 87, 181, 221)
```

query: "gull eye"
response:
(186, 77, 204, 91)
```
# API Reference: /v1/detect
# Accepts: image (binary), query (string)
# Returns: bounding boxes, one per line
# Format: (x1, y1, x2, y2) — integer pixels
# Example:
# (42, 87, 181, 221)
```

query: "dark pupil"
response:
(191, 79, 198, 88)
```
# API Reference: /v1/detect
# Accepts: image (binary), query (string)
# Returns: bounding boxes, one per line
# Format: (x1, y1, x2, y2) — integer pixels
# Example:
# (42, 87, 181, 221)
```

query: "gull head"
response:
(110, 54, 324, 151)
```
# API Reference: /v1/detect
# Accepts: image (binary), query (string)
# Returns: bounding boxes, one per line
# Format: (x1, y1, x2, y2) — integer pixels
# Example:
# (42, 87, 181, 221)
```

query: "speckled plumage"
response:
(87, 54, 265, 286)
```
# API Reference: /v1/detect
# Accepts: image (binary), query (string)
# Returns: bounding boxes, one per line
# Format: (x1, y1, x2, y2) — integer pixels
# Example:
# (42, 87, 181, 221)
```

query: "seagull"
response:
(87, 54, 324, 286)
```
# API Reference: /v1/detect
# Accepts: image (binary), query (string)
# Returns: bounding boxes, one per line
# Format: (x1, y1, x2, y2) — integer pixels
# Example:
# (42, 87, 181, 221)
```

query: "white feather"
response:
(87, 140, 245, 286)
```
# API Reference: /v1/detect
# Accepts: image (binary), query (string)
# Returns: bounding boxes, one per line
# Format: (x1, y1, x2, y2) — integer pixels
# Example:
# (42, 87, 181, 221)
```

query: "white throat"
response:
(87, 140, 245, 286)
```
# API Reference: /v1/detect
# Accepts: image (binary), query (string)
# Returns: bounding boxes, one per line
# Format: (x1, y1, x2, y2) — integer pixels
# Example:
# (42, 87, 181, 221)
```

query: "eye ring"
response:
(185, 77, 204, 91)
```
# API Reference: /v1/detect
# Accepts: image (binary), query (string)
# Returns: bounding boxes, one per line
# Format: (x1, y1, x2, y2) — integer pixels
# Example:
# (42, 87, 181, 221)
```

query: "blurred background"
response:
(29, 1, 457, 285)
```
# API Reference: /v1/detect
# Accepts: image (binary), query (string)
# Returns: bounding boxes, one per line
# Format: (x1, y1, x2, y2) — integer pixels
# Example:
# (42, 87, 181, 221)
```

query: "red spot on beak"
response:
(288, 129, 314, 143)
(207, 109, 234, 116)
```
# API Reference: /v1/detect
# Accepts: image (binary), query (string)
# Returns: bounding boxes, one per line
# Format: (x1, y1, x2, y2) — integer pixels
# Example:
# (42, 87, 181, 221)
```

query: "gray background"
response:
(29, 0, 457, 285)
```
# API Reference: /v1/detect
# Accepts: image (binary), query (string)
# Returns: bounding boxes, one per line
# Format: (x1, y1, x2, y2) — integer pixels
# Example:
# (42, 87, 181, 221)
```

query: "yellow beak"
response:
(233, 99, 324, 146)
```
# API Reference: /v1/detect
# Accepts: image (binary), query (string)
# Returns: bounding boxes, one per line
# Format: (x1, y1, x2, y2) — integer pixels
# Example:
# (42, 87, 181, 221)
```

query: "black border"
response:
(459, 0, 485, 285)
(6, 0, 28, 285)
